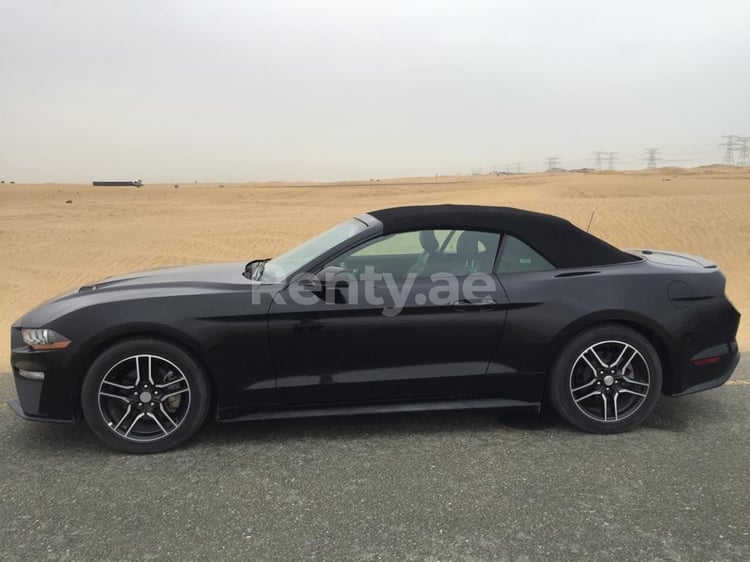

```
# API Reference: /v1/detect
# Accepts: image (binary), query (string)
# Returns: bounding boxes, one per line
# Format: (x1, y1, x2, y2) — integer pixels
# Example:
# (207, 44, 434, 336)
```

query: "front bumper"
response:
(8, 397, 74, 423)
(9, 328, 80, 423)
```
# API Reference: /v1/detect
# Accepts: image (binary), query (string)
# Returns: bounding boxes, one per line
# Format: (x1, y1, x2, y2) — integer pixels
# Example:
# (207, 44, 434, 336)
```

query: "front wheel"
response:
(81, 339, 211, 453)
(546, 325, 662, 433)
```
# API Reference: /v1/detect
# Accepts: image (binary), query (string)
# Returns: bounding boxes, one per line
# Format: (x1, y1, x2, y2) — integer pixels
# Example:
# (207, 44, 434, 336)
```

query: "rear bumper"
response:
(666, 340, 740, 397)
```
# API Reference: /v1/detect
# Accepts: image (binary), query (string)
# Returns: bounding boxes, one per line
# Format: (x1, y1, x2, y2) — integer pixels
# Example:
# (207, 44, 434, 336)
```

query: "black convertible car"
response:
(10, 205, 740, 453)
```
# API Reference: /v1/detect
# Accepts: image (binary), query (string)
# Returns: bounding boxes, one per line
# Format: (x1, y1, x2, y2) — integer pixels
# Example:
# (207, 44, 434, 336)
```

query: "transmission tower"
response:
(642, 148, 661, 169)
(735, 137, 749, 166)
(607, 152, 618, 170)
(592, 151, 607, 170)
(720, 135, 740, 165)
(545, 156, 560, 171)
(514, 162, 523, 174)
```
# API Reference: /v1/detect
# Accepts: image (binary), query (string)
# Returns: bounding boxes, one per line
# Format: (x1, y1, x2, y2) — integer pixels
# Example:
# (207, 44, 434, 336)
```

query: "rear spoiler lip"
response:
(626, 249, 718, 269)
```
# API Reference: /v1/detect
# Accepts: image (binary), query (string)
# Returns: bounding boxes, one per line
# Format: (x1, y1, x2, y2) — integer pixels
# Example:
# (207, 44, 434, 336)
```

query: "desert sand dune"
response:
(1, 167, 748, 369)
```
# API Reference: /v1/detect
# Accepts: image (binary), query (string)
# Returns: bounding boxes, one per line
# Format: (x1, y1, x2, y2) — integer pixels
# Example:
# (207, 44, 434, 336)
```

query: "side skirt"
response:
(218, 398, 540, 423)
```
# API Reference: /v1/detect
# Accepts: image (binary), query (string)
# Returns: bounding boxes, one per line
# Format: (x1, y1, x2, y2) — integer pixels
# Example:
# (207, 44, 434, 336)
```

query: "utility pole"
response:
(643, 148, 661, 169)
(720, 135, 740, 165)
(592, 151, 607, 170)
(545, 157, 560, 171)
(607, 152, 618, 170)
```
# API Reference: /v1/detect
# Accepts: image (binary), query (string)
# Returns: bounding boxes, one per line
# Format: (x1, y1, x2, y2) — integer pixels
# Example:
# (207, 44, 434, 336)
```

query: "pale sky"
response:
(1, 0, 749, 182)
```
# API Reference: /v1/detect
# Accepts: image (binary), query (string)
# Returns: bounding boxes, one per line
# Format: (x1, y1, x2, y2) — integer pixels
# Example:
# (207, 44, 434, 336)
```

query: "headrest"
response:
(456, 231, 483, 258)
(419, 230, 439, 252)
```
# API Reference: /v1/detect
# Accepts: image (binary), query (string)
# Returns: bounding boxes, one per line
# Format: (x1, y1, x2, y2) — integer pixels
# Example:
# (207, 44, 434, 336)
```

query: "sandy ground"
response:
(1, 166, 748, 368)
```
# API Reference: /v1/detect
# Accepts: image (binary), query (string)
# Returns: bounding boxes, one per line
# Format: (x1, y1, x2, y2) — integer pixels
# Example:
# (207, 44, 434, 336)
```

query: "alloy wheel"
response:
(97, 354, 192, 442)
(568, 340, 650, 422)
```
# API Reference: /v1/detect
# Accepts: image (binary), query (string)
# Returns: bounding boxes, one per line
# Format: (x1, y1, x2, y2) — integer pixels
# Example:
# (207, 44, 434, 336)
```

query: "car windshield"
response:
(258, 218, 368, 282)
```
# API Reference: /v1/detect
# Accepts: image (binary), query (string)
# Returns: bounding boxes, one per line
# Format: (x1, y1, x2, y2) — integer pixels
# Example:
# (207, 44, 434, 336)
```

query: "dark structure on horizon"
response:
(93, 180, 143, 187)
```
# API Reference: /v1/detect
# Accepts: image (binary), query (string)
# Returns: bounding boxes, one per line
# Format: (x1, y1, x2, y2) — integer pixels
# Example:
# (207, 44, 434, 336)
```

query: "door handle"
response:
(451, 298, 497, 311)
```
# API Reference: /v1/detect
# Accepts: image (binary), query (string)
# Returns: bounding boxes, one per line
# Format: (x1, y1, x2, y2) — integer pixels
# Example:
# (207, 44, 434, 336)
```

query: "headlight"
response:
(21, 328, 71, 350)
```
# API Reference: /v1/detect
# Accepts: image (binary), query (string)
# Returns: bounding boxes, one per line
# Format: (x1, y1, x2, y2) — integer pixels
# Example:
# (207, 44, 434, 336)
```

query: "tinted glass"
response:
(261, 218, 367, 281)
(496, 235, 554, 274)
(331, 229, 500, 278)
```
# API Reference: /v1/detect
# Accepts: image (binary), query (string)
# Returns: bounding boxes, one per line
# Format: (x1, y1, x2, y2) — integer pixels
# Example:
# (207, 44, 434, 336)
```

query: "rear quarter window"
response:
(496, 235, 555, 274)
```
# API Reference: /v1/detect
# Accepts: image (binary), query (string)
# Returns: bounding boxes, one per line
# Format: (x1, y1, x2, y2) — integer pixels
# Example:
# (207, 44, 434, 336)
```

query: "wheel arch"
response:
(548, 311, 675, 392)
(69, 323, 217, 413)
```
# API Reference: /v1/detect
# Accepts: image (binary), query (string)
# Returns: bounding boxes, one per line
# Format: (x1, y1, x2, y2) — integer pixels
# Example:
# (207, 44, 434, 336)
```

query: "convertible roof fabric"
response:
(368, 205, 639, 268)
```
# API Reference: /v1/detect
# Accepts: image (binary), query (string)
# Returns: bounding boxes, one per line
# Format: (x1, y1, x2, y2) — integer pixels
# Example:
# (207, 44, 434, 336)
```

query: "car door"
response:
(267, 229, 509, 406)
(480, 234, 559, 402)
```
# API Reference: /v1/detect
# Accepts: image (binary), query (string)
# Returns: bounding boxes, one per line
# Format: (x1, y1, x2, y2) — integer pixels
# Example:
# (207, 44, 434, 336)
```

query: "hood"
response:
(78, 262, 253, 292)
(13, 262, 257, 329)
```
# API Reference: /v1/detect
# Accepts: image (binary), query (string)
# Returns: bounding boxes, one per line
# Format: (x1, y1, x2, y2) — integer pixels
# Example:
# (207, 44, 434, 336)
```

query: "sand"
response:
(1, 167, 748, 369)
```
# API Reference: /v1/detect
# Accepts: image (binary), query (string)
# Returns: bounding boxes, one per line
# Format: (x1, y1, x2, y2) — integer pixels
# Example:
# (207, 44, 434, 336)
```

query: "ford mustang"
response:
(9, 205, 740, 453)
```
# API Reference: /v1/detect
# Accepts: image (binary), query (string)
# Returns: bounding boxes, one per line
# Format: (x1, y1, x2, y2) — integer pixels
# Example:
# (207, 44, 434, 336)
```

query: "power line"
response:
(643, 148, 661, 169)
(592, 151, 607, 170)
(720, 135, 740, 165)
(544, 156, 560, 171)
(607, 152, 618, 170)
(736, 137, 750, 166)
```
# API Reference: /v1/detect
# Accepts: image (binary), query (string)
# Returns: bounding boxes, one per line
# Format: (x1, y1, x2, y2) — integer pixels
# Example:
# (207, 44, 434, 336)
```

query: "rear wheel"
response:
(547, 325, 662, 433)
(81, 339, 211, 453)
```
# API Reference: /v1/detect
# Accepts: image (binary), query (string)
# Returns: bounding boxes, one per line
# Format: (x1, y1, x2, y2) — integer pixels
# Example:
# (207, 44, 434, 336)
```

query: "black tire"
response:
(546, 324, 662, 433)
(81, 338, 211, 453)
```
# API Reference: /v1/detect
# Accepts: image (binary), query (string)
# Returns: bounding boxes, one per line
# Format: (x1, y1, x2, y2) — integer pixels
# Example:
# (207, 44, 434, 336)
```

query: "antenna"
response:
(586, 210, 596, 233)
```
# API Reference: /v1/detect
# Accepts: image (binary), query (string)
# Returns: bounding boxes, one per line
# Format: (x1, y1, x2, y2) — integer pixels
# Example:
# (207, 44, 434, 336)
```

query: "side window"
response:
(349, 230, 450, 256)
(496, 235, 554, 274)
(330, 229, 500, 279)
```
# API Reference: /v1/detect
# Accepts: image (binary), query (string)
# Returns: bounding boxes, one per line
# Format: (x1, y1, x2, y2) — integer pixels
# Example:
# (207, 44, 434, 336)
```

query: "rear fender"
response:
(548, 311, 677, 385)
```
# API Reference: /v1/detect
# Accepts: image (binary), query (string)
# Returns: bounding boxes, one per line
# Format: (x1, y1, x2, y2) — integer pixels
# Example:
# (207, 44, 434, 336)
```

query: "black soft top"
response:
(367, 205, 638, 268)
